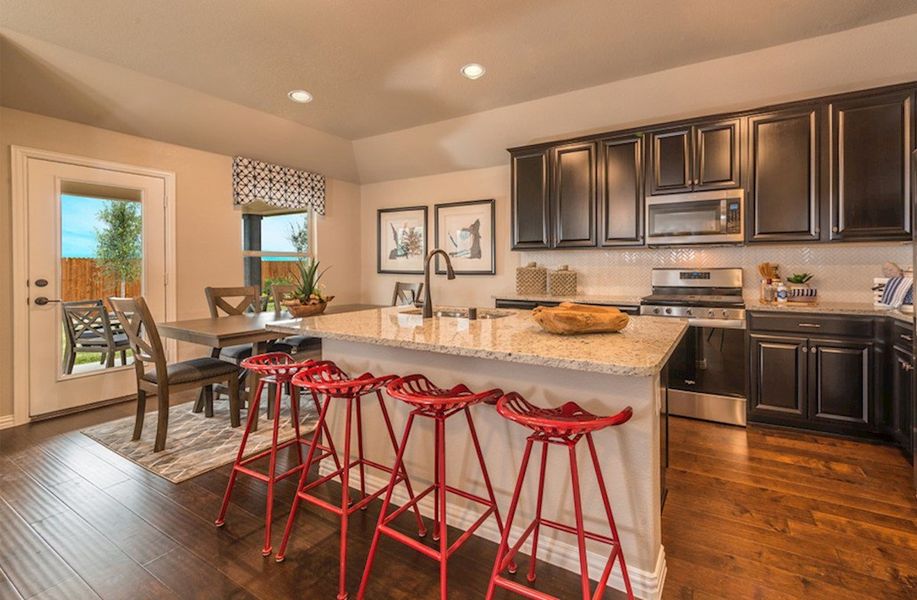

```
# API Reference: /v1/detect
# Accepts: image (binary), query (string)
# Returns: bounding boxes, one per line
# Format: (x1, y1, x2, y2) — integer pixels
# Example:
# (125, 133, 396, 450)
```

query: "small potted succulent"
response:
(786, 273, 814, 289)
(282, 258, 334, 317)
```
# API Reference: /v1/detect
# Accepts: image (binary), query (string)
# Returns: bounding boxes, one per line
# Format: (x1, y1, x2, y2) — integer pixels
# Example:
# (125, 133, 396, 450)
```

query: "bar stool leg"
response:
(262, 380, 285, 556)
(432, 417, 441, 542)
(357, 412, 417, 600)
(568, 444, 591, 600)
(376, 392, 426, 536)
(355, 398, 367, 506)
(290, 386, 304, 466)
(464, 408, 515, 572)
(337, 397, 354, 600)
(587, 434, 634, 599)
(215, 378, 265, 526)
(275, 393, 336, 562)
(485, 438, 535, 600)
(435, 417, 449, 600)
(527, 442, 550, 583)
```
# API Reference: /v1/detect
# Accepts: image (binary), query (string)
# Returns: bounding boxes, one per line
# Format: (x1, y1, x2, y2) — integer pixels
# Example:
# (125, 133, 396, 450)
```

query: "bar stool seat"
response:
(214, 353, 342, 557)
(486, 392, 634, 600)
(275, 363, 426, 600)
(358, 374, 511, 600)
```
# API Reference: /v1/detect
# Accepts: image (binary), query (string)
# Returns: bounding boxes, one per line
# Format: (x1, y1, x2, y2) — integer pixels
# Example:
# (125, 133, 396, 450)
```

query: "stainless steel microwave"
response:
(645, 189, 744, 245)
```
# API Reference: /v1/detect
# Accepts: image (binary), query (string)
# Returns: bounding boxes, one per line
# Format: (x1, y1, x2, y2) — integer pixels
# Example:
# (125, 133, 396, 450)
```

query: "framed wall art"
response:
(377, 206, 428, 274)
(434, 199, 496, 275)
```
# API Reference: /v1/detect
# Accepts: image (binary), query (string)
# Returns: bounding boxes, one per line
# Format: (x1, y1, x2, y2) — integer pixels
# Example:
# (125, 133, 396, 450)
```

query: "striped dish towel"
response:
(880, 276, 913, 308)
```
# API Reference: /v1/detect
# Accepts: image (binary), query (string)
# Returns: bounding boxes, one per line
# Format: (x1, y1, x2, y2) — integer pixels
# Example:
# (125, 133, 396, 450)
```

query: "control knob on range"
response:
(685, 308, 693, 316)
(665, 308, 672, 315)
(707, 309, 715, 317)
(653, 307, 660, 315)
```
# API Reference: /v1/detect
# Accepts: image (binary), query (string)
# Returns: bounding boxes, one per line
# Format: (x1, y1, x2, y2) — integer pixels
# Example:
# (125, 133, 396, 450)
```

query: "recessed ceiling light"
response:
(460, 63, 486, 80)
(288, 89, 313, 103)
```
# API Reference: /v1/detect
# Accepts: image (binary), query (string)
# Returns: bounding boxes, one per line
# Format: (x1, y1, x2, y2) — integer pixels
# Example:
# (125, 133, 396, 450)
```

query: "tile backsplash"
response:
(522, 243, 912, 302)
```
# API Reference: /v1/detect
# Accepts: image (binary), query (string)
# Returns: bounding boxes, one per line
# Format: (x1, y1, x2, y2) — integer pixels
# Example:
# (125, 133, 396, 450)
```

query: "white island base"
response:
(319, 338, 667, 599)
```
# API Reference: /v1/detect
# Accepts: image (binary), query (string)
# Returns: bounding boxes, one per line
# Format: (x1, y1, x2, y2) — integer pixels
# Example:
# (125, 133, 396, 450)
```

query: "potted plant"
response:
(282, 258, 334, 317)
(786, 273, 814, 289)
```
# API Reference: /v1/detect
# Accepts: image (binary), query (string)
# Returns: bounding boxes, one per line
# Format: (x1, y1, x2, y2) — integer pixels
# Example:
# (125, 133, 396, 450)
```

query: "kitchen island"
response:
(268, 307, 687, 599)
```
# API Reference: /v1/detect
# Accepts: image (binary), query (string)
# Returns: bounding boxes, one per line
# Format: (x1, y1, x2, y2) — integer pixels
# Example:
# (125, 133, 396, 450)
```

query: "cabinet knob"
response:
(802, 347, 809, 353)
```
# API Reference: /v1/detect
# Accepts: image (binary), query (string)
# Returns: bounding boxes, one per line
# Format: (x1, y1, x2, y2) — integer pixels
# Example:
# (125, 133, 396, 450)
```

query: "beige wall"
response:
(0, 107, 361, 419)
(359, 165, 514, 307)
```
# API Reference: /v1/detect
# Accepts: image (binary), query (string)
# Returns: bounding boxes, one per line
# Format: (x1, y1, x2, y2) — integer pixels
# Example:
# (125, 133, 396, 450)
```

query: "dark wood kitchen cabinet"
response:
(890, 344, 914, 452)
(551, 142, 597, 247)
(748, 313, 877, 437)
(599, 135, 644, 246)
(829, 89, 914, 241)
(749, 333, 808, 421)
(647, 118, 740, 195)
(511, 149, 550, 249)
(747, 106, 820, 242)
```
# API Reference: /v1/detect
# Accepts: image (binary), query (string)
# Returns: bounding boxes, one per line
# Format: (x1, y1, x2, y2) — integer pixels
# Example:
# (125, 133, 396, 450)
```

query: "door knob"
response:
(33, 297, 61, 306)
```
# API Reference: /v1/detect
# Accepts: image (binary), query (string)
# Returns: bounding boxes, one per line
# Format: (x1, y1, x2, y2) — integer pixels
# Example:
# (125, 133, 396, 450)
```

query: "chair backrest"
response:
(205, 286, 261, 317)
(109, 296, 167, 385)
(392, 282, 423, 306)
(271, 283, 296, 313)
(62, 300, 115, 348)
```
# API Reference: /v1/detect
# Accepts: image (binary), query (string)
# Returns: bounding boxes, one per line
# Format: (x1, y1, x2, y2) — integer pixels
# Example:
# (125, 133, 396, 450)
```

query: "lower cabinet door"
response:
(749, 334, 808, 420)
(891, 346, 914, 451)
(808, 340, 872, 428)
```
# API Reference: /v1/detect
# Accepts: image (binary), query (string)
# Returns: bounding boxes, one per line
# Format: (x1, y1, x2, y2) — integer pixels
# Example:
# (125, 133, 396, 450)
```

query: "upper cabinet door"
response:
(599, 135, 644, 246)
(511, 150, 551, 249)
(747, 107, 820, 242)
(551, 142, 598, 247)
(830, 90, 914, 241)
(694, 118, 741, 191)
(647, 126, 693, 195)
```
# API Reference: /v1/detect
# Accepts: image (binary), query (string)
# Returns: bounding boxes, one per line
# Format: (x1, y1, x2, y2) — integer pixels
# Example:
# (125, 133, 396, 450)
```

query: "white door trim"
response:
(10, 146, 178, 428)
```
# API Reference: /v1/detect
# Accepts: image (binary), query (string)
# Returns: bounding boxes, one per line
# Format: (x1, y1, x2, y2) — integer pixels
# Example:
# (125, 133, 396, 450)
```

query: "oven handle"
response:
(686, 317, 746, 330)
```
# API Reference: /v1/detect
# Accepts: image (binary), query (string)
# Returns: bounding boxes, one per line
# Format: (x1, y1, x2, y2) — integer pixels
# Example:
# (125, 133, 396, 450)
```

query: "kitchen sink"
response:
(401, 308, 512, 320)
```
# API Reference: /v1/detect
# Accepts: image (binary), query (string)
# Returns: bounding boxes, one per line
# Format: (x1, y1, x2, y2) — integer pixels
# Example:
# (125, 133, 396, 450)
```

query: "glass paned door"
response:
(26, 158, 167, 417)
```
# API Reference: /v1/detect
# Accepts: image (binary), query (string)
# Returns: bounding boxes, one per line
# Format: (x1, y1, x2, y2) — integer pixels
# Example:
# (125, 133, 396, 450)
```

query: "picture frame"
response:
(377, 206, 428, 274)
(434, 199, 496, 275)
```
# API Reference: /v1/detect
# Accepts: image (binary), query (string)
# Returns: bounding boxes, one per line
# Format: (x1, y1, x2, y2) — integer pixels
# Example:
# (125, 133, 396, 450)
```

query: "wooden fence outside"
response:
(261, 260, 299, 287)
(60, 258, 141, 305)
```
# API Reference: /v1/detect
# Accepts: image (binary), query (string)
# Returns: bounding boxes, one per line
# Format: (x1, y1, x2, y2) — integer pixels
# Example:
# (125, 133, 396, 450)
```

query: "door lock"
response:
(34, 278, 49, 288)
(33, 297, 61, 306)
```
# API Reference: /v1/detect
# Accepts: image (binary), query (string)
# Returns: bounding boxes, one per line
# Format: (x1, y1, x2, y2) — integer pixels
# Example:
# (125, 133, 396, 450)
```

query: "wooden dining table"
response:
(157, 303, 381, 428)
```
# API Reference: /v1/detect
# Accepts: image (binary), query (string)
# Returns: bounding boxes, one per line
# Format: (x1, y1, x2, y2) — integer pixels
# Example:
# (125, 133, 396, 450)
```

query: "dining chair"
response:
(61, 300, 131, 374)
(270, 283, 322, 356)
(392, 282, 423, 306)
(110, 296, 241, 452)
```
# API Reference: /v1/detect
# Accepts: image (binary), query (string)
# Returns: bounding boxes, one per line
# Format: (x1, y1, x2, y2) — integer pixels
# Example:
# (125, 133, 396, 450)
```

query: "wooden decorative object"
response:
(283, 296, 334, 318)
(531, 302, 629, 335)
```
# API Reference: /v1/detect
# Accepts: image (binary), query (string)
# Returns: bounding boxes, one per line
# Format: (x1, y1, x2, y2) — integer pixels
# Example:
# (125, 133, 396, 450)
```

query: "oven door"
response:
(646, 190, 743, 245)
(667, 323, 747, 426)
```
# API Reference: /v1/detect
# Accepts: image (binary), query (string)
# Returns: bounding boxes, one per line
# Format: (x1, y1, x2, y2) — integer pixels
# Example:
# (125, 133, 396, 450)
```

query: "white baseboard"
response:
(0, 415, 16, 431)
(318, 463, 666, 599)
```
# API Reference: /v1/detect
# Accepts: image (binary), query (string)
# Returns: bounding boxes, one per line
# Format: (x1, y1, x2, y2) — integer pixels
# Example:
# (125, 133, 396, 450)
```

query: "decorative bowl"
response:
(282, 296, 334, 318)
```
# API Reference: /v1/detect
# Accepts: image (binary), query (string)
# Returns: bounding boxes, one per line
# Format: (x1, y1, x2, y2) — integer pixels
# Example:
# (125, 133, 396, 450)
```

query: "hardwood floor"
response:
(0, 396, 914, 599)
(662, 419, 917, 599)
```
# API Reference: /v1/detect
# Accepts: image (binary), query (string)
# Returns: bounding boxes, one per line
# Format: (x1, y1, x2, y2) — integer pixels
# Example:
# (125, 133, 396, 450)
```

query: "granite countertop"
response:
(746, 299, 913, 324)
(493, 293, 643, 306)
(267, 306, 687, 377)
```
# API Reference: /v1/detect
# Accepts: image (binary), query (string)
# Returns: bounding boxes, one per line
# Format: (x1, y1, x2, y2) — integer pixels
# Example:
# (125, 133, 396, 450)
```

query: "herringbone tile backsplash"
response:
(521, 243, 912, 302)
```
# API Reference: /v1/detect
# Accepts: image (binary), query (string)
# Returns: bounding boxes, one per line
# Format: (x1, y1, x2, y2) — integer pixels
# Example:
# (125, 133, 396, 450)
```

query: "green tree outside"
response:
(95, 200, 142, 297)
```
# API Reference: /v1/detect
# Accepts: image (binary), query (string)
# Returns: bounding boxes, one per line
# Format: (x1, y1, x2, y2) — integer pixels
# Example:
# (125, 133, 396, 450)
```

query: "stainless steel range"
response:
(640, 268, 747, 426)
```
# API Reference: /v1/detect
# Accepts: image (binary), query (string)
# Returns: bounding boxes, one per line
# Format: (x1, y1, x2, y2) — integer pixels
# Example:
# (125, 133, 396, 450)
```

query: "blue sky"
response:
(61, 194, 111, 257)
(260, 212, 308, 253)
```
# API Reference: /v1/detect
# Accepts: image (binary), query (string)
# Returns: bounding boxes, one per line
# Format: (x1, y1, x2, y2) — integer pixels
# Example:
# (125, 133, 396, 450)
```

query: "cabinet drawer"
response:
(748, 312, 874, 338)
(892, 320, 915, 351)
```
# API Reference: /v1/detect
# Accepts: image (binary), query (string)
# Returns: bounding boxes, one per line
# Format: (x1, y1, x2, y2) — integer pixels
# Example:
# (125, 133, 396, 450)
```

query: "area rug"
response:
(82, 400, 318, 483)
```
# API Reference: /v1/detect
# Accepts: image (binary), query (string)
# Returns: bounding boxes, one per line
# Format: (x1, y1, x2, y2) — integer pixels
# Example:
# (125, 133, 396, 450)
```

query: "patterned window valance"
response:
(232, 156, 325, 215)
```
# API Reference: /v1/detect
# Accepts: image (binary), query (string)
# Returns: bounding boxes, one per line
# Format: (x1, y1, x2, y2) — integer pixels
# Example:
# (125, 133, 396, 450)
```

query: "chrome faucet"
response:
(419, 249, 455, 318)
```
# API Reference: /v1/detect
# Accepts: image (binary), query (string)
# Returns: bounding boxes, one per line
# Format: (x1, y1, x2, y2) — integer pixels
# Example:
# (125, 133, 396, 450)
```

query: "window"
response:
(242, 210, 312, 297)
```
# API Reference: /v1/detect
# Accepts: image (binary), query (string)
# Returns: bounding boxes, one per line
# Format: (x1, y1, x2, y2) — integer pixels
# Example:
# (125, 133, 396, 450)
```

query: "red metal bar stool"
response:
(215, 353, 342, 557)
(358, 375, 510, 600)
(485, 393, 634, 600)
(274, 363, 427, 600)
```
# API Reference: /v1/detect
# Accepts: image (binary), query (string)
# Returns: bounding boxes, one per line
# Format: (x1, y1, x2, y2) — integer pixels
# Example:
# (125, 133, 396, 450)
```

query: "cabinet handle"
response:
(797, 323, 822, 328)
(901, 334, 912, 342)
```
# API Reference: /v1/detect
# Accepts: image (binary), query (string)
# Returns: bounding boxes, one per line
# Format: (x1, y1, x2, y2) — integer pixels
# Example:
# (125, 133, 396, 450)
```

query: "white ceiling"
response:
(3, 0, 917, 140)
